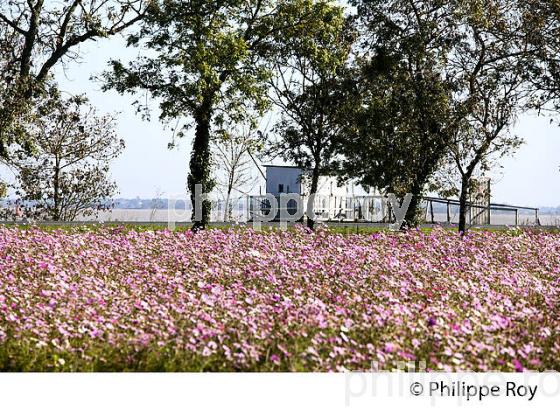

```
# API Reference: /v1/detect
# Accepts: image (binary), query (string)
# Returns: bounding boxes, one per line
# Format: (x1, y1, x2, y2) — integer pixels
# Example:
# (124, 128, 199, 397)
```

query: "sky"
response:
(50, 37, 560, 208)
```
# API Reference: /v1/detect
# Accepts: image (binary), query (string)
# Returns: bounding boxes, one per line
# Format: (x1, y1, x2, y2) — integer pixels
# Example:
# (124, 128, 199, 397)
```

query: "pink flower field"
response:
(0, 226, 559, 371)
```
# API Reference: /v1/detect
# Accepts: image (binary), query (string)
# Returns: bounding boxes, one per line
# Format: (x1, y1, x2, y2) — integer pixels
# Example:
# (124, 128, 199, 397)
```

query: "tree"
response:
(448, 0, 536, 233)
(102, 0, 320, 231)
(267, 1, 352, 229)
(0, 0, 149, 157)
(340, 0, 458, 228)
(3, 92, 124, 221)
(519, 0, 560, 114)
(213, 124, 261, 222)
(348, 1, 540, 232)
(450, 79, 525, 233)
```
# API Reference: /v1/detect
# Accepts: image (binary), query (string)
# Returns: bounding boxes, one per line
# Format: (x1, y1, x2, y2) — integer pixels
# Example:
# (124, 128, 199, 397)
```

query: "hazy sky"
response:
(52, 37, 560, 207)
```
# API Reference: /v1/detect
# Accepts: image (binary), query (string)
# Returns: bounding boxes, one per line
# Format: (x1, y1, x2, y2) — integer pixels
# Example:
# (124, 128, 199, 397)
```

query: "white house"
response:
(262, 165, 355, 220)
(264, 165, 350, 197)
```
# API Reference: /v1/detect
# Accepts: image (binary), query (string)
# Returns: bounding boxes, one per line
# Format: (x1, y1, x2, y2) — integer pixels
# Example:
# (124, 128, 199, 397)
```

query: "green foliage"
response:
(1, 0, 555, 233)
(342, 0, 545, 232)
(266, 1, 353, 228)
(106, 0, 274, 128)
(445, 0, 538, 232)
(339, 0, 458, 227)
(102, 0, 326, 230)
(516, 0, 560, 114)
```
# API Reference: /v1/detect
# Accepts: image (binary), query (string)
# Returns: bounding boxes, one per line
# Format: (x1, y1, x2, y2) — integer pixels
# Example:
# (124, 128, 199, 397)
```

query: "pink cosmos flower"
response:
(270, 354, 280, 365)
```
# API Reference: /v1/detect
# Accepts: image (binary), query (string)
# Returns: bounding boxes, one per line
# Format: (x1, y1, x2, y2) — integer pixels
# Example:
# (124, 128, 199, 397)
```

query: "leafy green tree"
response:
(266, 1, 353, 229)
(340, 0, 458, 228)
(0, 0, 149, 158)
(348, 0, 541, 232)
(519, 1, 560, 113)
(448, 0, 537, 233)
(3, 92, 124, 221)
(102, 0, 319, 230)
(513, 0, 560, 182)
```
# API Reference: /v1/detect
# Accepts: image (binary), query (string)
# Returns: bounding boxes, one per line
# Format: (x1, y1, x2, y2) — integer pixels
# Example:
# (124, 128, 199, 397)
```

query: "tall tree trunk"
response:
(458, 173, 470, 235)
(402, 182, 423, 229)
(188, 102, 214, 232)
(53, 161, 60, 221)
(402, 166, 432, 228)
(307, 165, 321, 230)
(224, 162, 236, 222)
(224, 186, 232, 222)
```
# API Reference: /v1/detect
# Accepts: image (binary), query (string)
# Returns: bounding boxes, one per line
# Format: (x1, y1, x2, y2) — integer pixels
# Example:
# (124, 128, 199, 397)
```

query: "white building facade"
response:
(264, 165, 350, 197)
(259, 165, 361, 221)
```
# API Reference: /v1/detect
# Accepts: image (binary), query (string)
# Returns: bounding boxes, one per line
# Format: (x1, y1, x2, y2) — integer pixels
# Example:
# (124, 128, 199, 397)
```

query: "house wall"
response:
(262, 166, 367, 221)
(265, 167, 303, 195)
(266, 167, 351, 196)
(312, 176, 349, 197)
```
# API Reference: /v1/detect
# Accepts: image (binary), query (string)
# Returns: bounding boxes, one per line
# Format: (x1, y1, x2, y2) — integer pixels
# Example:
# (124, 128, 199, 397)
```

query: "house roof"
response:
(263, 164, 304, 169)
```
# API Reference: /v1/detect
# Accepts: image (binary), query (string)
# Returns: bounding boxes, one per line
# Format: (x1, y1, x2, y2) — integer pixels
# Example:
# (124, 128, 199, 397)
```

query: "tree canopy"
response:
(0, 0, 148, 157)
(0, 0, 557, 230)
(266, 1, 353, 229)
(2, 92, 124, 221)
(338, 0, 458, 227)
(102, 0, 332, 230)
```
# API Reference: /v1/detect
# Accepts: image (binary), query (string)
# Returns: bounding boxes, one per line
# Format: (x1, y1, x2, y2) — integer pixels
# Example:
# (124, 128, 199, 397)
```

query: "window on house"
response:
(278, 184, 284, 193)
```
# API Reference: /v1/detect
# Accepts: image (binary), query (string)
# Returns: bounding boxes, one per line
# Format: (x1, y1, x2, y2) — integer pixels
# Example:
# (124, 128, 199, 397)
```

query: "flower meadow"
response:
(0, 226, 559, 372)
